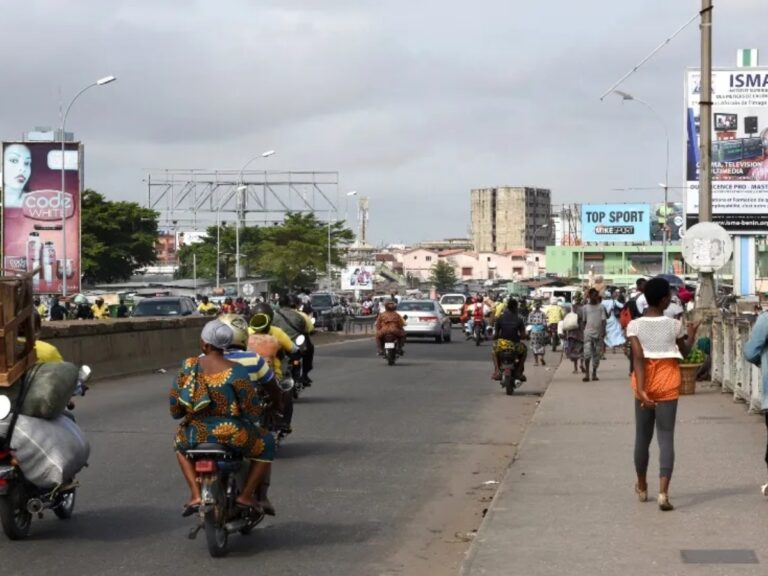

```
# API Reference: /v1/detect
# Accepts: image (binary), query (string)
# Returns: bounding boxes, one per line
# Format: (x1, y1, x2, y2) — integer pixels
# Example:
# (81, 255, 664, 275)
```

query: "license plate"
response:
(384, 342, 396, 349)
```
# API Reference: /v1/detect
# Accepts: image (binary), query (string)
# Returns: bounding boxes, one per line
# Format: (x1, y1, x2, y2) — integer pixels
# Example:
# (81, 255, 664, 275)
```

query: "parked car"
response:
(439, 293, 466, 324)
(131, 296, 198, 317)
(309, 292, 346, 331)
(396, 300, 452, 343)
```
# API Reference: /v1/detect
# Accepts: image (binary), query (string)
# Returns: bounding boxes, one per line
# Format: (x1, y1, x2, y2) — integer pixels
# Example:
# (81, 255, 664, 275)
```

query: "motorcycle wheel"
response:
(53, 490, 76, 520)
(475, 332, 481, 346)
(204, 506, 229, 558)
(387, 350, 395, 366)
(503, 371, 514, 395)
(0, 487, 32, 540)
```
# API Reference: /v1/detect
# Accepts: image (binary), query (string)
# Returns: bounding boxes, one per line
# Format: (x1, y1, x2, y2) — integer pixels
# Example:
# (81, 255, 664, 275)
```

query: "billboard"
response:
(341, 266, 375, 291)
(686, 69, 768, 232)
(581, 204, 651, 243)
(651, 202, 684, 242)
(2, 142, 82, 294)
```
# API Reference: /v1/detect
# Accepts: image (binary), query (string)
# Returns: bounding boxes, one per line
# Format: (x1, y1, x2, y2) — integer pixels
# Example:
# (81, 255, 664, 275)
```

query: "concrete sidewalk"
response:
(461, 354, 768, 575)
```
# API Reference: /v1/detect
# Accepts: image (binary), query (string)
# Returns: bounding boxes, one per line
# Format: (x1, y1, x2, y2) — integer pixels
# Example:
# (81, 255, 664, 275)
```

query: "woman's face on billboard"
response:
(3, 144, 32, 194)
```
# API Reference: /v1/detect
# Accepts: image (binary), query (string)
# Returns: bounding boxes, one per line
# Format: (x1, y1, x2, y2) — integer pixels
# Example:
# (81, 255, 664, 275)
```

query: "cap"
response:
(201, 319, 233, 350)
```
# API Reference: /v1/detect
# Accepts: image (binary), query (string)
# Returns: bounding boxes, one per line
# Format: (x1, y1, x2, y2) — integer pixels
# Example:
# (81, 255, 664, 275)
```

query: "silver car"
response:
(396, 300, 452, 343)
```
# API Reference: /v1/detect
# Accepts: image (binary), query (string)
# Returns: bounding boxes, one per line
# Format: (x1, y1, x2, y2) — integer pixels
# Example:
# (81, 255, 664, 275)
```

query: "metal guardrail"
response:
(711, 313, 762, 412)
(344, 315, 376, 335)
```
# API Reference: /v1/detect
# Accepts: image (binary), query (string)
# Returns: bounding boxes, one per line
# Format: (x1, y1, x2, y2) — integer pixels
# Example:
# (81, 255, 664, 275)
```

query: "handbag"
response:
(176, 360, 211, 414)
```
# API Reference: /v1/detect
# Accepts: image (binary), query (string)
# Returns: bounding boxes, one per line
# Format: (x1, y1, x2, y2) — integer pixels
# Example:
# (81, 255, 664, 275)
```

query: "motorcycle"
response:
(473, 320, 485, 346)
(264, 334, 307, 446)
(184, 444, 265, 557)
(498, 349, 525, 396)
(383, 334, 401, 366)
(0, 365, 91, 540)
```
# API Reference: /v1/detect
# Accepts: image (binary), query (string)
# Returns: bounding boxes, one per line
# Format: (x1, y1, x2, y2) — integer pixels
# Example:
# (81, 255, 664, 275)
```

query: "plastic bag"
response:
(0, 414, 90, 488)
(20, 363, 79, 419)
(562, 312, 579, 332)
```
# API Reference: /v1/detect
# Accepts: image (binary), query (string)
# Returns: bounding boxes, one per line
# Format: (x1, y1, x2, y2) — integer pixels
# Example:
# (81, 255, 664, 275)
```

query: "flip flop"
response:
(182, 503, 200, 517)
(235, 501, 264, 516)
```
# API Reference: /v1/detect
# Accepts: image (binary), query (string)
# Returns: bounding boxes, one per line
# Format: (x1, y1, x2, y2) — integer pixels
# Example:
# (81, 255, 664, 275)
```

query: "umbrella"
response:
(655, 274, 685, 287)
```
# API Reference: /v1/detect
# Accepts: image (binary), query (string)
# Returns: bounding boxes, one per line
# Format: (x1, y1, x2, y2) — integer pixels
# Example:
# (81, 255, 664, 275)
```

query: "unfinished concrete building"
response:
(471, 186, 553, 252)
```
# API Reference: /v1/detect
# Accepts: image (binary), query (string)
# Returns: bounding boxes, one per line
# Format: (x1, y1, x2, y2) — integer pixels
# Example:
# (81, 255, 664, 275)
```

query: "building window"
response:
(462, 267, 473, 276)
(487, 257, 491, 262)
(426, 256, 432, 262)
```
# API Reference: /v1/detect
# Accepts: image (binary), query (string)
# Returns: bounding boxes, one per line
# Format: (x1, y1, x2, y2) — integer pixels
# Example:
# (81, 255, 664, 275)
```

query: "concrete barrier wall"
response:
(40, 317, 209, 381)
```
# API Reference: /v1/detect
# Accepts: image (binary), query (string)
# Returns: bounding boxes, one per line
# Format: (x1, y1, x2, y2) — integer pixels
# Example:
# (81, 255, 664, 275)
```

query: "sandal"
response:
(235, 500, 264, 516)
(634, 484, 648, 502)
(657, 493, 674, 511)
(182, 502, 201, 517)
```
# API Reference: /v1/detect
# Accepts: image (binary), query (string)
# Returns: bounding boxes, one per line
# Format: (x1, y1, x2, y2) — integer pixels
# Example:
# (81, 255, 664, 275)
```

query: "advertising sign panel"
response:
(651, 202, 685, 242)
(341, 266, 375, 291)
(2, 142, 82, 294)
(580, 204, 650, 243)
(686, 68, 768, 232)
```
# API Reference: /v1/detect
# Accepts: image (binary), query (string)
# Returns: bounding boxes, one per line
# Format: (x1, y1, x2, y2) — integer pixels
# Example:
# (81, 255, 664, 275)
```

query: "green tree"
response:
(257, 213, 354, 291)
(81, 189, 159, 284)
(175, 213, 353, 292)
(429, 260, 458, 293)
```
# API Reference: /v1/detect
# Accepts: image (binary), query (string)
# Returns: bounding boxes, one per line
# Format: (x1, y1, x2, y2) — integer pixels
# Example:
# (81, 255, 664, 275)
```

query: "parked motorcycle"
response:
(184, 444, 264, 557)
(498, 350, 525, 396)
(0, 365, 91, 540)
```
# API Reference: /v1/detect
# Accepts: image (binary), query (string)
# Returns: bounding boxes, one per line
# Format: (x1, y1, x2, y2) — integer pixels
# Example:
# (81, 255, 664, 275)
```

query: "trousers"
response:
(634, 399, 678, 479)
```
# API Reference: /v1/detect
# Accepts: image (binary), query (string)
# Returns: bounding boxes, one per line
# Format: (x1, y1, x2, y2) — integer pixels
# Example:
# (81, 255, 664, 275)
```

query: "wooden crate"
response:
(0, 271, 37, 387)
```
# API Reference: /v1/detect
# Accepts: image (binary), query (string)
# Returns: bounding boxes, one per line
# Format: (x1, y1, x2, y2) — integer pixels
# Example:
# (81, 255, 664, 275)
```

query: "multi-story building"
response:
(471, 186, 553, 252)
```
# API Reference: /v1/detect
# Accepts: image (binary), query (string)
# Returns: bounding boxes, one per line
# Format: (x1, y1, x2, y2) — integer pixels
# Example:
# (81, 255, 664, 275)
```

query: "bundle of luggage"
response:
(0, 362, 90, 489)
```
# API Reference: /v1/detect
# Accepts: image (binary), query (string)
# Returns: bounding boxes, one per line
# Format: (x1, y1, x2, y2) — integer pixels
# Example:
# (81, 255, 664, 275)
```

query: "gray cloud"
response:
(1, 0, 766, 242)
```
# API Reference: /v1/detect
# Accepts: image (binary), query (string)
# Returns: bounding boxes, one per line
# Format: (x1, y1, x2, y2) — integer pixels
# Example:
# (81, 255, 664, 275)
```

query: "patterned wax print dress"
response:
(170, 358, 275, 462)
(528, 309, 548, 356)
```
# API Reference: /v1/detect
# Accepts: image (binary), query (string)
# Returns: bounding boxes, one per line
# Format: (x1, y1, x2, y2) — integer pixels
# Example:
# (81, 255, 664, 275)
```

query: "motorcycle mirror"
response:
(310, 317, 316, 326)
(0, 395, 11, 421)
(79, 365, 92, 383)
(402, 315, 409, 320)
(295, 334, 306, 347)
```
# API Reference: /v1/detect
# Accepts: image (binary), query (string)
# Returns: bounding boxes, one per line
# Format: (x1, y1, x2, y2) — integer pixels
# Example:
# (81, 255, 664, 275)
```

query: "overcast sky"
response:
(1, 1, 766, 244)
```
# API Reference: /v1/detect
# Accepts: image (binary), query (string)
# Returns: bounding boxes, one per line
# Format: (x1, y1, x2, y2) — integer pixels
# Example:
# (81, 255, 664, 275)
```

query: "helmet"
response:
(218, 314, 250, 349)
(249, 302, 274, 334)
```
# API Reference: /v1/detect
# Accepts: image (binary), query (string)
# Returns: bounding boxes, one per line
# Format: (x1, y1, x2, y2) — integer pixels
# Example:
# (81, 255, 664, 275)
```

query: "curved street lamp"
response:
(60, 75, 117, 296)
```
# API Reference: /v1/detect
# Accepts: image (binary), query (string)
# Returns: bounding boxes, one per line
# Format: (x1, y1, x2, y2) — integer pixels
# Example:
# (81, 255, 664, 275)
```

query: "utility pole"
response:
(698, 0, 716, 310)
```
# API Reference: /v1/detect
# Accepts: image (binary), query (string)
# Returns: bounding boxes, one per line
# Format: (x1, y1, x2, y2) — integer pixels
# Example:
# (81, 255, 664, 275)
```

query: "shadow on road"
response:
(26, 505, 178, 542)
(227, 520, 383, 556)
(277, 440, 363, 460)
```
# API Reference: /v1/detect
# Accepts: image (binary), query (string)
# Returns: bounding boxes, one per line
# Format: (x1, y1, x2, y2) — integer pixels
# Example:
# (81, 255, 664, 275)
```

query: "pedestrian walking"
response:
(602, 290, 626, 352)
(627, 277, 698, 511)
(527, 299, 548, 366)
(580, 288, 606, 381)
(744, 309, 768, 495)
(563, 296, 585, 374)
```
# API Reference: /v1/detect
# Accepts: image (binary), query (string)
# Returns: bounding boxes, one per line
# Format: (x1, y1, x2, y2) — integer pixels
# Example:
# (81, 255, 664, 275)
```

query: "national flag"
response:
(737, 49, 759, 68)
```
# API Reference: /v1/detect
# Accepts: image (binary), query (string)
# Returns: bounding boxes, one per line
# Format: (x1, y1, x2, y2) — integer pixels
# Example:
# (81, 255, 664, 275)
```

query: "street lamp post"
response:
(234, 150, 275, 295)
(613, 90, 671, 273)
(345, 190, 358, 225)
(60, 75, 116, 297)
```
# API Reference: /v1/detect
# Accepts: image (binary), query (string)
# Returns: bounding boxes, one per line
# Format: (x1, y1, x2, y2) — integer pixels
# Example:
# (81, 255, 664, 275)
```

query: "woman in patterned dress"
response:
(528, 299, 548, 366)
(170, 320, 275, 516)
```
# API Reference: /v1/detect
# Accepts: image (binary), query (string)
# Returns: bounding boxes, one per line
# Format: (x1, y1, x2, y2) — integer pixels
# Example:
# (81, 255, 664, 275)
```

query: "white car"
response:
(397, 300, 453, 343)
(439, 293, 466, 324)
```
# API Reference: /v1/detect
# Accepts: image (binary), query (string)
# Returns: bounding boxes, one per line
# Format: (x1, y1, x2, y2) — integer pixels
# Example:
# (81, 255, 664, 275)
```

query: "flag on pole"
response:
(737, 49, 759, 68)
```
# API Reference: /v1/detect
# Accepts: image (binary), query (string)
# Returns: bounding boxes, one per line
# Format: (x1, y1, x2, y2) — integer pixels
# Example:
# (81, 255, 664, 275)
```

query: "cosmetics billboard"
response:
(686, 68, 768, 232)
(2, 141, 82, 294)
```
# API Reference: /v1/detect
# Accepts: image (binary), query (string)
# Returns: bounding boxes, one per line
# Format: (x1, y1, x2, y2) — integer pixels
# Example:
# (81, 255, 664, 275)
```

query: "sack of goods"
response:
(562, 312, 579, 332)
(0, 414, 90, 489)
(0, 362, 79, 420)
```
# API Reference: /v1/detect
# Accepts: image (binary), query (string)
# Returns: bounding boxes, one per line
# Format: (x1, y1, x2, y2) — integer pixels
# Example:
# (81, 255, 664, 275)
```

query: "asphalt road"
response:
(1, 329, 553, 575)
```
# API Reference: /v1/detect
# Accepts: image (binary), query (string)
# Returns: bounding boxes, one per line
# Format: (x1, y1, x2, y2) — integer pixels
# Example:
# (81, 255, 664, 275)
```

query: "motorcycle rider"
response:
(217, 314, 284, 516)
(375, 299, 406, 356)
(492, 298, 528, 381)
(271, 294, 316, 386)
(471, 296, 487, 339)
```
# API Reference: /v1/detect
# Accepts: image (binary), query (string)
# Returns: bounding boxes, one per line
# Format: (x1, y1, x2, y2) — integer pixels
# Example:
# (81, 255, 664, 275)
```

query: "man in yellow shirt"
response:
(545, 299, 564, 352)
(197, 296, 217, 315)
(91, 297, 110, 319)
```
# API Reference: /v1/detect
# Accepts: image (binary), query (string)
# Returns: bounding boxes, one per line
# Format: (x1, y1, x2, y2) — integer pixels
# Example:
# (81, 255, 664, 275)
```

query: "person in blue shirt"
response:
(744, 311, 768, 496)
